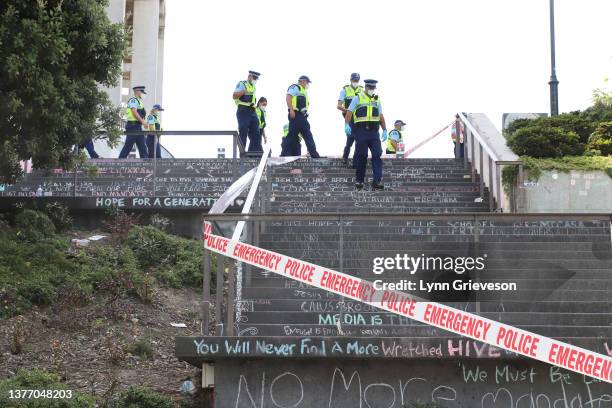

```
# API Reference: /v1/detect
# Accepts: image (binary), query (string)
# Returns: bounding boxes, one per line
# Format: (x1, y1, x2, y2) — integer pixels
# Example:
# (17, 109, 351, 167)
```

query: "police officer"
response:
(337, 73, 363, 166)
(146, 104, 164, 158)
(387, 120, 406, 155)
(255, 97, 267, 144)
(119, 85, 148, 158)
(281, 123, 303, 156)
(282, 75, 320, 158)
(345, 79, 387, 190)
(232, 70, 263, 156)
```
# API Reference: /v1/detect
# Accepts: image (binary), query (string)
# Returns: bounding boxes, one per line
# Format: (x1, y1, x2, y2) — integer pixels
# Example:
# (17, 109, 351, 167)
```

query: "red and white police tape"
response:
(203, 223, 612, 383)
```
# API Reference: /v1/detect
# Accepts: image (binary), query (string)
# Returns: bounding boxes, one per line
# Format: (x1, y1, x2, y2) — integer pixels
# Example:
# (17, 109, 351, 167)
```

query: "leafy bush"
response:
(126, 226, 204, 288)
(587, 121, 612, 156)
(110, 385, 174, 408)
(505, 112, 594, 144)
(43, 202, 74, 232)
(507, 125, 583, 158)
(14, 209, 56, 241)
(103, 207, 141, 243)
(0, 369, 95, 407)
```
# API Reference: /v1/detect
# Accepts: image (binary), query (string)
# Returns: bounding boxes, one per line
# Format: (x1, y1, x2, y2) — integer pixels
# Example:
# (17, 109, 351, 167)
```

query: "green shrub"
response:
(110, 385, 174, 408)
(507, 125, 583, 158)
(126, 226, 204, 288)
(127, 339, 154, 359)
(587, 121, 612, 156)
(14, 210, 56, 241)
(0, 369, 95, 407)
(43, 202, 74, 232)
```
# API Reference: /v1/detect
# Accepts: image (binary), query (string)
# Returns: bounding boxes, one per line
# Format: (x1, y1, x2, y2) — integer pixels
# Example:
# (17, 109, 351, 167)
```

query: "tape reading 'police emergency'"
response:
(203, 223, 612, 383)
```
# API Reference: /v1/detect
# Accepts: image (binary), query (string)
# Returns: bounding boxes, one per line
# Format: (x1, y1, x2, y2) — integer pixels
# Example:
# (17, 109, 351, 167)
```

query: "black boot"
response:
(371, 181, 384, 191)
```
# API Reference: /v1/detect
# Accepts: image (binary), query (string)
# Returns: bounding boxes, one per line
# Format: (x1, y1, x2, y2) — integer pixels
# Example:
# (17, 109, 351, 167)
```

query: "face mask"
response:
(366, 89, 375, 97)
(259, 106, 266, 111)
(401, 126, 405, 131)
(251, 79, 258, 85)
(351, 82, 359, 88)
(304, 83, 310, 89)
(140, 93, 146, 100)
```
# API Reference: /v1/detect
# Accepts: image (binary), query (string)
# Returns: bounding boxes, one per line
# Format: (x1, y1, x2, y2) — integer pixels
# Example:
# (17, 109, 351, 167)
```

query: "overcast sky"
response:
(160, 0, 612, 159)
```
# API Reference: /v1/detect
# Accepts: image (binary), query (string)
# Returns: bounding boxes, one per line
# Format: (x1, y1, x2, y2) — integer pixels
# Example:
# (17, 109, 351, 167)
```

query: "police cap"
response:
(248, 70, 261, 78)
(132, 85, 146, 94)
(298, 75, 312, 83)
(364, 79, 378, 88)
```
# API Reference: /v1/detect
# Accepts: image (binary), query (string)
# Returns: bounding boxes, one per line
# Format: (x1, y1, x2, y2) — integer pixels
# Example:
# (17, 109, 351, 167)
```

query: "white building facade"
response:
(98, 0, 166, 157)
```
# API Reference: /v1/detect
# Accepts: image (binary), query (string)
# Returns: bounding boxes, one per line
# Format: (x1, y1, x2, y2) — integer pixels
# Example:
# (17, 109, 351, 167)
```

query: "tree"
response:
(0, 0, 125, 183)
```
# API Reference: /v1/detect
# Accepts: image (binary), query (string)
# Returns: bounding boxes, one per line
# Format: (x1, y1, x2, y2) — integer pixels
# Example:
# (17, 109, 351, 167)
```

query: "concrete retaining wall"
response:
(215, 359, 611, 407)
(517, 170, 612, 213)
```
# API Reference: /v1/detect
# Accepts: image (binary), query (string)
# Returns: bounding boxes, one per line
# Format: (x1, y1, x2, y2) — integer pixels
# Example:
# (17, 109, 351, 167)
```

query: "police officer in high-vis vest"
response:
(387, 120, 406, 154)
(282, 75, 320, 158)
(281, 123, 304, 156)
(119, 85, 148, 158)
(337, 73, 363, 166)
(232, 70, 263, 156)
(146, 104, 164, 158)
(345, 79, 387, 191)
(255, 97, 267, 144)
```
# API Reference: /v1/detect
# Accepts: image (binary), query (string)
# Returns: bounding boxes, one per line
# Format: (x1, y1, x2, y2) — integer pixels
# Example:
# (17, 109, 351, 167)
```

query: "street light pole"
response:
(549, 0, 559, 116)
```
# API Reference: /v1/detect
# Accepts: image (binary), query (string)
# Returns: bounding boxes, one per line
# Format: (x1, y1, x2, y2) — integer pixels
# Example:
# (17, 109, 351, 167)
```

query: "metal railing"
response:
(199, 212, 612, 337)
(458, 113, 522, 212)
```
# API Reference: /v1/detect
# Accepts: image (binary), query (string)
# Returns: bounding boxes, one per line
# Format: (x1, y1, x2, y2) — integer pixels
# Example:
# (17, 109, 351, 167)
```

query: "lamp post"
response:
(549, 0, 559, 116)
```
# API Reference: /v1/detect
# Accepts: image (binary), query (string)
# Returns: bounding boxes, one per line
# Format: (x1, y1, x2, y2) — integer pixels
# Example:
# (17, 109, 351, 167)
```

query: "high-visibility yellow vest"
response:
(342, 85, 363, 109)
(289, 84, 309, 112)
(387, 130, 403, 152)
(234, 81, 256, 107)
(283, 123, 302, 141)
(353, 93, 381, 124)
(147, 113, 161, 131)
(256, 107, 266, 129)
(126, 97, 146, 122)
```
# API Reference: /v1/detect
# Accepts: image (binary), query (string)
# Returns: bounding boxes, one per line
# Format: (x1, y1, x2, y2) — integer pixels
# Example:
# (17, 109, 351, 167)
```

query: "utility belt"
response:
(237, 105, 255, 111)
(354, 121, 380, 131)
(289, 109, 308, 118)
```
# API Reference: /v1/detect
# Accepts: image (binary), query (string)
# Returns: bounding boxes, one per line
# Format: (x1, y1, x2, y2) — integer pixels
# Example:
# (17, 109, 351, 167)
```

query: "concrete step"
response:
(252, 247, 610, 260)
(241, 287, 612, 301)
(242, 323, 612, 338)
(247, 278, 612, 291)
(238, 298, 612, 314)
(240, 311, 612, 326)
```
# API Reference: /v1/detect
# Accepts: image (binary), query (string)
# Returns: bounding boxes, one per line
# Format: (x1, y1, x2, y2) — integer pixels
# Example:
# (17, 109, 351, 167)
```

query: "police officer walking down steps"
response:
(387, 120, 406, 155)
(119, 85, 149, 158)
(233, 71, 263, 156)
(345, 79, 387, 191)
(338, 73, 363, 166)
(146, 104, 164, 158)
(282, 75, 320, 158)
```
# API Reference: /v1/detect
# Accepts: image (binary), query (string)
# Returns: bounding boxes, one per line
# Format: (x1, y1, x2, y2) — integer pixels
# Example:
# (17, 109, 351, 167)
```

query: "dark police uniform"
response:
(281, 76, 320, 158)
(339, 73, 363, 163)
(146, 104, 164, 158)
(347, 79, 384, 187)
(119, 85, 148, 158)
(234, 71, 263, 156)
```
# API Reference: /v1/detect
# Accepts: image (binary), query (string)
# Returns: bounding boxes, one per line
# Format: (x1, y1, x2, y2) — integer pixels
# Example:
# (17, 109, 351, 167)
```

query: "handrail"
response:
(457, 113, 522, 212)
(458, 113, 520, 165)
(202, 213, 612, 222)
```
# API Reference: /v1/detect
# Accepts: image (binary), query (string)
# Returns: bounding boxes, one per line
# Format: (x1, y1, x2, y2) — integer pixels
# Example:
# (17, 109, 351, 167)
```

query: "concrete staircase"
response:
(177, 158, 612, 405)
